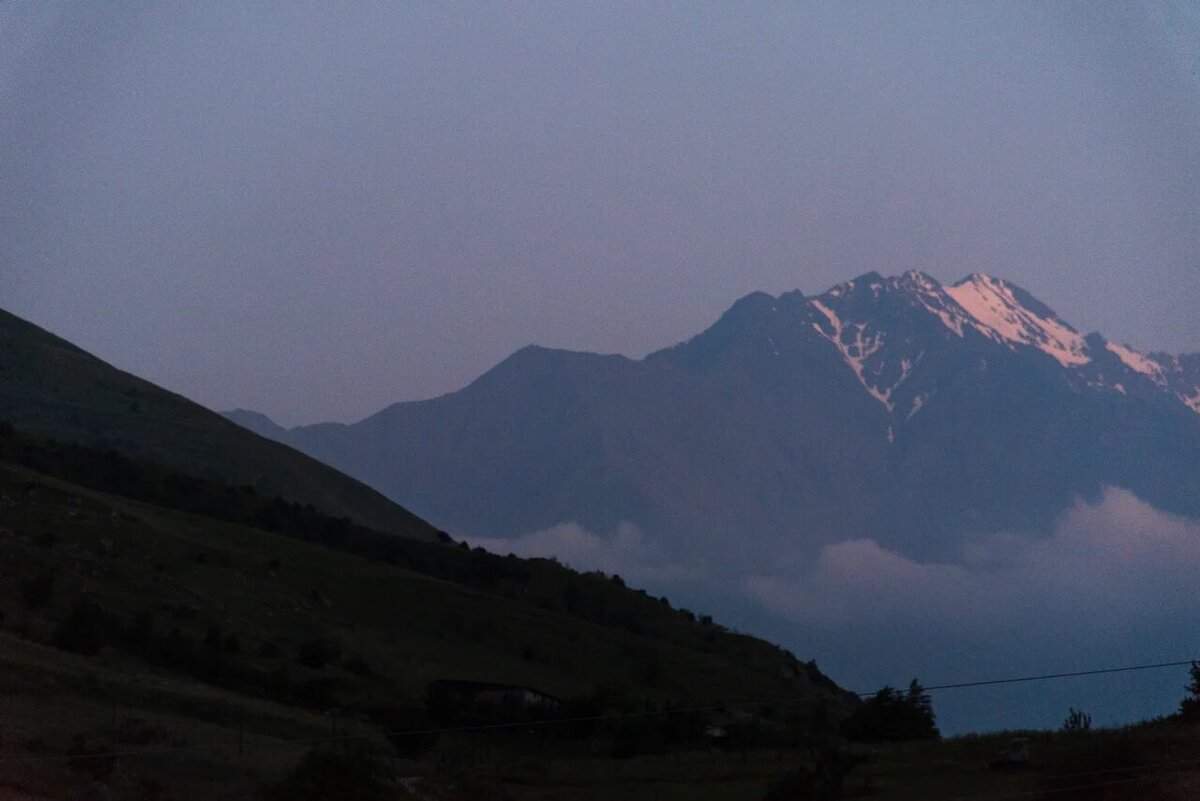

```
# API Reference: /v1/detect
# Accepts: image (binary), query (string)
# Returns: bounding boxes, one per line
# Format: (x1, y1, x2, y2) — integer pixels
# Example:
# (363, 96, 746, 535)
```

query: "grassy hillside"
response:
(0, 428, 853, 799)
(0, 308, 437, 539)
(3, 428, 1199, 798)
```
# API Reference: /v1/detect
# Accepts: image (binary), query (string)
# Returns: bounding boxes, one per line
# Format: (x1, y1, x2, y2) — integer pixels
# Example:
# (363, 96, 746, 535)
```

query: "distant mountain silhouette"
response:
(0, 307, 438, 540)
(223, 407, 288, 439)
(229, 272, 1200, 565)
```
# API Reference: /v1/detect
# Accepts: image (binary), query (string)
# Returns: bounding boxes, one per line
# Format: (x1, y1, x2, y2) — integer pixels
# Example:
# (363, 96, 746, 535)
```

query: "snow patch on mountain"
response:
(827, 280, 855, 298)
(811, 299, 893, 408)
(1182, 389, 1200, 415)
(1106, 341, 1166, 383)
(945, 275, 1091, 367)
(906, 393, 928, 420)
(916, 295, 968, 337)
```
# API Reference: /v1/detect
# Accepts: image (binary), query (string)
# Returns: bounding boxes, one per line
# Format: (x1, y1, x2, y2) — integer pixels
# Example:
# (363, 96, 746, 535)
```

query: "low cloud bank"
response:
(743, 488, 1200, 731)
(745, 487, 1200, 638)
(470, 489, 1200, 732)
(466, 521, 702, 585)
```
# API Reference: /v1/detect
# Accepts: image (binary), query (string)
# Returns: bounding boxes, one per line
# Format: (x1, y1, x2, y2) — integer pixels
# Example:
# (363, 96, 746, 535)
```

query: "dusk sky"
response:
(4, 2, 1199, 425)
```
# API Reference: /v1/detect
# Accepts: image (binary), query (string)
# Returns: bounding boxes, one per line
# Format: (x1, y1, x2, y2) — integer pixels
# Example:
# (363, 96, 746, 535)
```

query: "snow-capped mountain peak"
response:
(944, 274, 1090, 367)
(663, 271, 1197, 422)
(798, 271, 1200, 420)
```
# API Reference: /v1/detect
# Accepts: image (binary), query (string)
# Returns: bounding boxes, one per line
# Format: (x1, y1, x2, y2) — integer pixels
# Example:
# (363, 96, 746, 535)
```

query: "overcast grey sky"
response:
(3, 1, 1198, 425)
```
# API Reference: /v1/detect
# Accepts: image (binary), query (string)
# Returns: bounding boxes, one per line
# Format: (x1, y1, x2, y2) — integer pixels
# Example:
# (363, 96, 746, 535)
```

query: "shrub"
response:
(343, 655, 373, 677)
(370, 705, 439, 758)
(762, 745, 865, 801)
(295, 677, 337, 708)
(1062, 707, 1092, 733)
(763, 768, 817, 801)
(20, 573, 55, 610)
(125, 610, 155, 654)
(263, 746, 400, 801)
(53, 598, 117, 656)
(297, 638, 341, 669)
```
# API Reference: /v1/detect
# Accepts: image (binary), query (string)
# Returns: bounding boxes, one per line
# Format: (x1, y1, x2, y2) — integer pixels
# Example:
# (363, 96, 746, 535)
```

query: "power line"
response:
(0, 657, 1194, 766)
(888, 659, 1198, 697)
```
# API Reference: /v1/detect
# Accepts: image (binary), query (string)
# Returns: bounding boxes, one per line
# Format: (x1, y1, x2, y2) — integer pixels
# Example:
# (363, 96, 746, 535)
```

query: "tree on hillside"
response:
(1179, 661, 1200, 723)
(907, 679, 933, 721)
(841, 679, 939, 742)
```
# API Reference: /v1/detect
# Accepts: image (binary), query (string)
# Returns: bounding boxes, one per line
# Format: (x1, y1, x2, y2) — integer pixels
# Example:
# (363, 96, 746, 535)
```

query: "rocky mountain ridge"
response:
(228, 272, 1200, 567)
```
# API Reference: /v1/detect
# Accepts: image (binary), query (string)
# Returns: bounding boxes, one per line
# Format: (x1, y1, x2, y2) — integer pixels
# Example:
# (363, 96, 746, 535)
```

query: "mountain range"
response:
(229, 272, 1200, 568)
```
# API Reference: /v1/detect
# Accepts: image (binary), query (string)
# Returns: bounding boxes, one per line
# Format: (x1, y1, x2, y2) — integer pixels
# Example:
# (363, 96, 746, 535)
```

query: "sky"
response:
(3, 1, 1200, 426)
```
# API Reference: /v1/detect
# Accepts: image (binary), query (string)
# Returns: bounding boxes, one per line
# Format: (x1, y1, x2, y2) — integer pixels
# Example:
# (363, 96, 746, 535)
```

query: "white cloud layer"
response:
(743, 488, 1200, 638)
(466, 521, 701, 585)
(739, 488, 1200, 731)
(467, 490, 1200, 731)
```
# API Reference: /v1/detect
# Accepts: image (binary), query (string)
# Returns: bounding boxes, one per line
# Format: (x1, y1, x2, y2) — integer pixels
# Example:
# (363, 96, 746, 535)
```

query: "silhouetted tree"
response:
(1062, 707, 1092, 733)
(842, 679, 939, 742)
(1179, 662, 1200, 723)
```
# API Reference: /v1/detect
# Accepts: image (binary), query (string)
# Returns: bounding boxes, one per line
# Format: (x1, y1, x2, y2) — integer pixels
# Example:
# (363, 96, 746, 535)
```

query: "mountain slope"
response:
(0, 308, 438, 540)
(239, 273, 1200, 565)
(222, 407, 288, 439)
(0, 428, 853, 798)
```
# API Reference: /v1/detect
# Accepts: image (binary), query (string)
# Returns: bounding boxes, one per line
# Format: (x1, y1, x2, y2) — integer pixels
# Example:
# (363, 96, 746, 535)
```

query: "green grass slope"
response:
(0, 308, 436, 539)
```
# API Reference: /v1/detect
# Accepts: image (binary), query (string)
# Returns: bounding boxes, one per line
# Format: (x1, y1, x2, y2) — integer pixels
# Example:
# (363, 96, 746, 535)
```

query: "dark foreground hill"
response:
(5, 429, 1197, 801)
(0, 426, 852, 799)
(0, 308, 436, 539)
(247, 272, 1200, 563)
